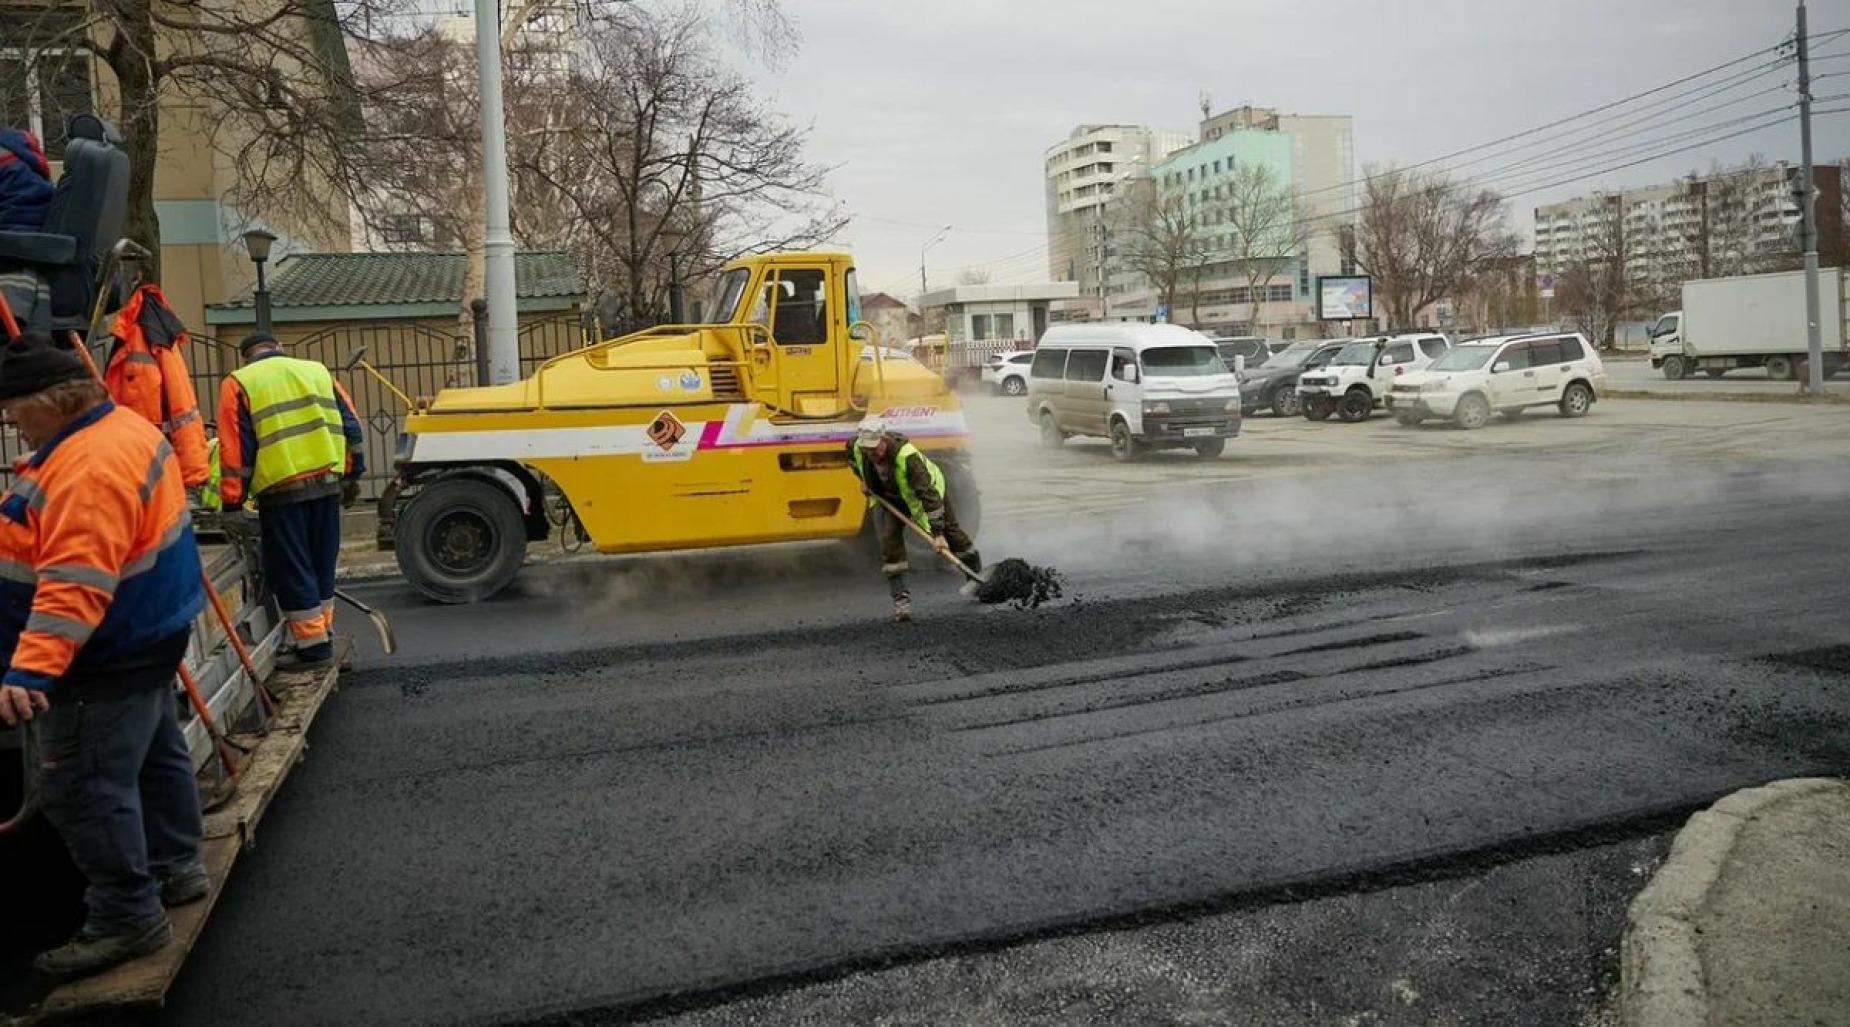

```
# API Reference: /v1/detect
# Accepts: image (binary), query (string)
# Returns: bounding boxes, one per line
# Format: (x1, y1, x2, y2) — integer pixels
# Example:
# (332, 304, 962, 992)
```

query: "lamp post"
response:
(241, 228, 277, 335)
(919, 225, 951, 297)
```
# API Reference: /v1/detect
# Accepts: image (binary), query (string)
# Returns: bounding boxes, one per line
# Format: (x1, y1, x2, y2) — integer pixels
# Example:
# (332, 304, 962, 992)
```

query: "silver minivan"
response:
(1025, 323, 1243, 462)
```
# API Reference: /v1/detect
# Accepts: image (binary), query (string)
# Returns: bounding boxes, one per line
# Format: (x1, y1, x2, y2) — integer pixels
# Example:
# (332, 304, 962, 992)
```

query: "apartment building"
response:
(1043, 124, 1191, 313)
(1533, 163, 1846, 294)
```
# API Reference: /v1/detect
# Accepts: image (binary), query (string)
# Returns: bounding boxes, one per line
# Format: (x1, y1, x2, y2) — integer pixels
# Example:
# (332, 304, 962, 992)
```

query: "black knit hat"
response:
(239, 330, 280, 354)
(0, 332, 90, 401)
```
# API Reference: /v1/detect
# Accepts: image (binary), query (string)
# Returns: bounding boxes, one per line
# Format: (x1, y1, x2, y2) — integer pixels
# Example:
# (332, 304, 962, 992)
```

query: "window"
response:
(1110, 348, 1137, 381)
(1213, 159, 1222, 174)
(1497, 342, 1532, 371)
(993, 313, 1016, 340)
(1, 9, 93, 160)
(1385, 342, 1416, 364)
(761, 268, 828, 344)
(1266, 284, 1294, 302)
(1419, 338, 1448, 359)
(1559, 336, 1586, 361)
(1098, 141, 1113, 153)
(970, 314, 991, 340)
(1031, 348, 1067, 379)
(1064, 349, 1108, 382)
(1528, 340, 1565, 367)
(380, 215, 426, 245)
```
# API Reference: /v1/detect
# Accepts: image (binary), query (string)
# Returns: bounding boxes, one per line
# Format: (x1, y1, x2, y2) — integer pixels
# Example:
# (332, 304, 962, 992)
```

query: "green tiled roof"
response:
(207, 250, 583, 323)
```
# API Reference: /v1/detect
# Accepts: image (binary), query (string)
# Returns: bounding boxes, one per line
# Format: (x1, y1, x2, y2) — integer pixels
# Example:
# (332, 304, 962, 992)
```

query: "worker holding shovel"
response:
(847, 418, 981, 622)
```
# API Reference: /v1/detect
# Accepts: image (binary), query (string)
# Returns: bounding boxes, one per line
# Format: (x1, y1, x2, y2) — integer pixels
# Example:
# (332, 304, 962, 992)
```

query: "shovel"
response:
(868, 494, 985, 584)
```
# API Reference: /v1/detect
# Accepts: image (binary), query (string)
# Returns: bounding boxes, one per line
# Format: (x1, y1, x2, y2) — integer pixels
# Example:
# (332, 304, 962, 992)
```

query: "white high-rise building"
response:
(1043, 125, 1192, 315)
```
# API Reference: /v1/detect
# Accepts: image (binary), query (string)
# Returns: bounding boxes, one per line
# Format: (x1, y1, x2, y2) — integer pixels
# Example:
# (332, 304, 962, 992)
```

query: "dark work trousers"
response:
(37, 686, 204, 937)
(259, 494, 341, 658)
(875, 498, 979, 602)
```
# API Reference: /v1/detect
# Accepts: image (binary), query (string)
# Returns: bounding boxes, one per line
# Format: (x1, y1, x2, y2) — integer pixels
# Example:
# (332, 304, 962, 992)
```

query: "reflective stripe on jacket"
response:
(105, 283, 209, 487)
(216, 352, 363, 508)
(849, 438, 946, 532)
(0, 402, 206, 691)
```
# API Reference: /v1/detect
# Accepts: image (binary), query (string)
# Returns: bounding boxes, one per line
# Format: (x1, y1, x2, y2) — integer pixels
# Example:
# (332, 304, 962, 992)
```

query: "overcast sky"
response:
(744, 0, 1850, 301)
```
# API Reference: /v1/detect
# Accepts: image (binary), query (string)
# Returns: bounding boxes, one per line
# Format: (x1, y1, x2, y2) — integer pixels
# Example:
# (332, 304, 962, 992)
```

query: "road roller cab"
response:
(378, 251, 979, 603)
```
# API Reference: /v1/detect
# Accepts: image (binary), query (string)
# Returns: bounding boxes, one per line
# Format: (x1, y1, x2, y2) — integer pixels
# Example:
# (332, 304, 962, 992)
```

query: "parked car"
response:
(1207, 335, 1272, 371)
(1296, 332, 1451, 422)
(1027, 323, 1241, 462)
(981, 350, 1035, 395)
(1238, 338, 1352, 417)
(1387, 331, 1606, 429)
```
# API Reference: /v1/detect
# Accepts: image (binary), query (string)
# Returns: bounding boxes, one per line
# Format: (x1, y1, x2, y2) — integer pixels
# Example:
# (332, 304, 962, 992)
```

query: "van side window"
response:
(1420, 338, 1448, 359)
(1558, 336, 1586, 361)
(1065, 349, 1108, 382)
(1110, 348, 1137, 381)
(1529, 340, 1564, 367)
(1030, 348, 1068, 379)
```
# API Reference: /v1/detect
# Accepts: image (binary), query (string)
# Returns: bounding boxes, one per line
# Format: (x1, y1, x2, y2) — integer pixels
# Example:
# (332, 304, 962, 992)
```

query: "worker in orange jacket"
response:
(104, 283, 209, 490)
(0, 332, 208, 979)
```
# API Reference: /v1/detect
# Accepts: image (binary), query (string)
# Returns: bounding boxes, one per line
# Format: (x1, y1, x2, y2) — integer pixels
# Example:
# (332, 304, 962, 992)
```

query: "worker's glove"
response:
(341, 480, 361, 509)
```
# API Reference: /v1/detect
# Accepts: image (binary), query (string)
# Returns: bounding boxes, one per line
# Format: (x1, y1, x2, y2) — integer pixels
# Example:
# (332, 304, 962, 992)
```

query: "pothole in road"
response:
(1764, 645, 1850, 677)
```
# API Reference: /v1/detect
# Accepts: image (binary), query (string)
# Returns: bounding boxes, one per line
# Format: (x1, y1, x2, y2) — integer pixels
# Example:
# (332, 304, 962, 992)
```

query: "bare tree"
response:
(956, 269, 992, 286)
(1353, 165, 1518, 328)
(511, 7, 842, 325)
(1109, 177, 1213, 321)
(1555, 197, 1635, 350)
(1219, 162, 1309, 329)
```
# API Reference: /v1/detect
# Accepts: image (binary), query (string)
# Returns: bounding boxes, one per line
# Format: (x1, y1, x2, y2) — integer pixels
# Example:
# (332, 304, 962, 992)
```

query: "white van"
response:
(1026, 323, 1242, 461)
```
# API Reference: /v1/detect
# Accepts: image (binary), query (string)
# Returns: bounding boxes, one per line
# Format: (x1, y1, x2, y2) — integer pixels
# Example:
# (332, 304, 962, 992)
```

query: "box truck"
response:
(1648, 268, 1849, 381)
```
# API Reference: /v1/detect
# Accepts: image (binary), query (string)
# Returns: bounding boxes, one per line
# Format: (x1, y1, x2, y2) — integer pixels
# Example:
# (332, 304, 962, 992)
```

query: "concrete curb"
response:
(1604, 388, 1850, 405)
(1620, 777, 1850, 1027)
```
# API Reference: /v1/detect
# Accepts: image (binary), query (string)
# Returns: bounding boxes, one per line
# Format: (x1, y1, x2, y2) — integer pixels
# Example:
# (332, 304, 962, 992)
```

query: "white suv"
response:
(1296, 333, 1451, 422)
(982, 351, 1034, 395)
(1387, 331, 1607, 429)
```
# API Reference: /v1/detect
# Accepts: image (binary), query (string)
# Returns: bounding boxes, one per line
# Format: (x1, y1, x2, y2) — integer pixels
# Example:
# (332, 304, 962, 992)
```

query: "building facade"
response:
(919, 282, 1079, 353)
(1533, 163, 1847, 299)
(1043, 124, 1191, 315)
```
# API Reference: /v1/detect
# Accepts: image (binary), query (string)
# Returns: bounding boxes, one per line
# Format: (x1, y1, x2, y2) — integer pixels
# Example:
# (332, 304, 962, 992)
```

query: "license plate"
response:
(1183, 427, 1216, 438)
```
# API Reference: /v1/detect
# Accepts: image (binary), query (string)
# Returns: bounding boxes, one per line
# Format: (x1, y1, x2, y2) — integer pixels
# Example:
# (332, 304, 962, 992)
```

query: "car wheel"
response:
(1336, 388, 1373, 423)
(1559, 381, 1593, 418)
(1192, 437, 1225, 459)
(1662, 355, 1687, 380)
(1453, 393, 1491, 430)
(395, 477, 527, 604)
(1303, 396, 1332, 422)
(1394, 411, 1422, 427)
(1270, 386, 1301, 417)
(1109, 420, 1140, 462)
(1038, 411, 1064, 449)
(1764, 355, 1796, 381)
(1002, 376, 1026, 396)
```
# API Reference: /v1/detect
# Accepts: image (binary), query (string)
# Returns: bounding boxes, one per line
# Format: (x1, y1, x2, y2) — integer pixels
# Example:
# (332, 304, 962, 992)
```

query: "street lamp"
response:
(1097, 157, 1144, 321)
(241, 228, 278, 334)
(920, 225, 951, 296)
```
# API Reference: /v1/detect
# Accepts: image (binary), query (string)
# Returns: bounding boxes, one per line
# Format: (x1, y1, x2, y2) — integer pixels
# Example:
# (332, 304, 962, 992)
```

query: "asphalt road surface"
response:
(148, 397, 1850, 1026)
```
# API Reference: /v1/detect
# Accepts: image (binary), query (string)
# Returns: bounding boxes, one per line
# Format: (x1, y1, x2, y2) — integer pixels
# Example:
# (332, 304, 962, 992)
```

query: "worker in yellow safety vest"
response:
(215, 332, 363, 668)
(846, 418, 980, 622)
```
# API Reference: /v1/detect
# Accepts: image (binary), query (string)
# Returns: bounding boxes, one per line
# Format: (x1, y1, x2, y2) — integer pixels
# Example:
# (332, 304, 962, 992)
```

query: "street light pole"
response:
(241, 229, 277, 335)
(1795, 0, 1826, 394)
(919, 225, 950, 297)
(476, 0, 520, 385)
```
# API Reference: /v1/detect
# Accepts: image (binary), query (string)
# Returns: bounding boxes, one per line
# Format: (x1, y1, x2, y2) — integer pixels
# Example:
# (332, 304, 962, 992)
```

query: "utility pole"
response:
(1796, 0, 1826, 394)
(476, 0, 520, 385)
(920, 226, 949, 299)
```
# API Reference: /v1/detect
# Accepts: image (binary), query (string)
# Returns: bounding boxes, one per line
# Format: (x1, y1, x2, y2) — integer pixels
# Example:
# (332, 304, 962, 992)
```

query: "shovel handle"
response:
(868, 494, 982, 582)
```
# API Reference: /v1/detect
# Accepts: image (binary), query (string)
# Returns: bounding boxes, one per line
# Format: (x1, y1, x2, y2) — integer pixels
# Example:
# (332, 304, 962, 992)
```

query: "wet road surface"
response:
(153, 458, 1850, 1026)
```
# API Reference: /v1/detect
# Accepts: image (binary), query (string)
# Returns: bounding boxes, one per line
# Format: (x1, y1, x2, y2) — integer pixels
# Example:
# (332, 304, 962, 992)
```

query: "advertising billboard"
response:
(1316, 276, 1373, 321)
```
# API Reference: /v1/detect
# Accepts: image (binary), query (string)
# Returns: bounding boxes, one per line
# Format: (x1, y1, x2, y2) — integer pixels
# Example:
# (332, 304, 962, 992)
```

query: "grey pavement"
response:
(1623, 778, 1850, 1027)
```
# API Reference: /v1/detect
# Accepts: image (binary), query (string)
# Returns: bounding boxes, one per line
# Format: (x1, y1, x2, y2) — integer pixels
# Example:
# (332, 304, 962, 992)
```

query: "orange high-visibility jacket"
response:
(0, 402, 205, 692)
(105, 283, 209, 487)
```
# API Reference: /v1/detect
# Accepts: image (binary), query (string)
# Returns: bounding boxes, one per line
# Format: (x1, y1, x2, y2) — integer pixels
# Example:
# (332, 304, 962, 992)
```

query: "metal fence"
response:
(0, 313, 591, 498)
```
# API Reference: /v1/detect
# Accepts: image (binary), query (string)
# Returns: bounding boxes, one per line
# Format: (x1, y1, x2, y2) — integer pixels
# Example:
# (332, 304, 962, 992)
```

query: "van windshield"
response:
(1140, 346, 1227, 377)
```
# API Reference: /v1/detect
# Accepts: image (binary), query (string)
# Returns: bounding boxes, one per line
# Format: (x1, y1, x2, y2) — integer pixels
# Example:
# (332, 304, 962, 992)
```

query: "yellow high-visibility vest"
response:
(230, 356, 345, 495)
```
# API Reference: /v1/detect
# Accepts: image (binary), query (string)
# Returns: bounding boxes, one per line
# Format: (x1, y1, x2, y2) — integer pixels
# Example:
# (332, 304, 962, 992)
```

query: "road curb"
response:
(1604, 388, 1850, 405)
(1620, 777, 1850, 1027)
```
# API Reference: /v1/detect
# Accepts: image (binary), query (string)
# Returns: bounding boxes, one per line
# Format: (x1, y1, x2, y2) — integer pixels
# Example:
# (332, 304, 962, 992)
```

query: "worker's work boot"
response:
(161, 863, 210, 908)
(276, 644, 335, 672)
(887, 568, 912, 622)
(33, 916, 171, 980)
(892, 595, 912, 622)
